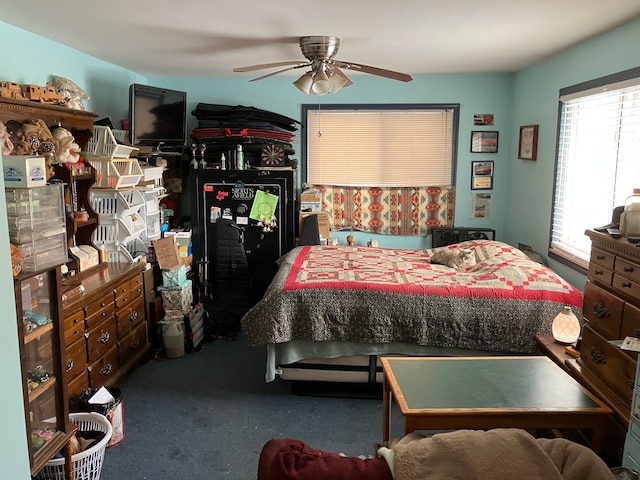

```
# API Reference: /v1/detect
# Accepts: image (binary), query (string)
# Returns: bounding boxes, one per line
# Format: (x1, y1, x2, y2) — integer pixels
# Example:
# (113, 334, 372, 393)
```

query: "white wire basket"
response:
(87, 126, 137, 159)
(36, 412, 112, 480)
(89, 189, 144, 219)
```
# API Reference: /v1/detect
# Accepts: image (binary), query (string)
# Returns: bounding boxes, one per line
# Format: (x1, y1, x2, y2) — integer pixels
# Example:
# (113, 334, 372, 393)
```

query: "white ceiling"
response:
(2, 0, 640, 80)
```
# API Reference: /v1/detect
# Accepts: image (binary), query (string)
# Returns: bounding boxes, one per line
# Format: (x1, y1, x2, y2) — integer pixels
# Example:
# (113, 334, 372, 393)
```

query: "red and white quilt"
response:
(241, 241, 583, 354)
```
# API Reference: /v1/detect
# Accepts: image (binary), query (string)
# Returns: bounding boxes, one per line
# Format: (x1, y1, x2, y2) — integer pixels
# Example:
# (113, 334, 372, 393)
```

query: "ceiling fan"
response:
(233, 36, 413, 95)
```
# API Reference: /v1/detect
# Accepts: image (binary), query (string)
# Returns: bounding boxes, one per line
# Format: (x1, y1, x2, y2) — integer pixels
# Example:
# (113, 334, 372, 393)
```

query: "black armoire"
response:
(190, 169, 295, 308)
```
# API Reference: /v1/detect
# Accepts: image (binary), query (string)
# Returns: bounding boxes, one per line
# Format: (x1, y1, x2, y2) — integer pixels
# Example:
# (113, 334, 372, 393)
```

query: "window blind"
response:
(551, 78, 640, 264)
(305, 108, 455, 186)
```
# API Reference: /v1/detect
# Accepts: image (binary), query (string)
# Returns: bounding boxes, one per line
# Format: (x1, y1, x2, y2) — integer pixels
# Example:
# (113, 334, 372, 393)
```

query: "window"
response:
(301, 104, 458, 186)
(551, 67, 640, 269)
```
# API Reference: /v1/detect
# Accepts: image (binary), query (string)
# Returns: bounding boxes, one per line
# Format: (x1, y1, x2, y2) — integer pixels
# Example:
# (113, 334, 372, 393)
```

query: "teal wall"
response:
(1, 16, 639, 477)
(507, 19, 640, 290)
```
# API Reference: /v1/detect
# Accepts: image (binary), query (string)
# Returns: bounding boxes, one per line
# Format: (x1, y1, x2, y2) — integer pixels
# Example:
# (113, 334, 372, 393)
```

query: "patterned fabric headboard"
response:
(311, 185, 455, 236)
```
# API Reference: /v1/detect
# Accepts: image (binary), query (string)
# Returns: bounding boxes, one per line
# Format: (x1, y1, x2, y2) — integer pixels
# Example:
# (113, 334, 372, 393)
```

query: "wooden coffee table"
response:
(381, 356, 612, 452)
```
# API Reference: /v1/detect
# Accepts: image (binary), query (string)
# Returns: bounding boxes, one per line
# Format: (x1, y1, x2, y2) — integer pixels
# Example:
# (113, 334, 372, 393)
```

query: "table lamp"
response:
(551, 305, 581, 345)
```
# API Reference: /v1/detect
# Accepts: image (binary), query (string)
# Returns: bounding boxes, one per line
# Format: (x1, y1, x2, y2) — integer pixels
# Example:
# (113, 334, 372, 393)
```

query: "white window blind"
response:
(305, 108, 455, 186)
(551, 74, 640, 266)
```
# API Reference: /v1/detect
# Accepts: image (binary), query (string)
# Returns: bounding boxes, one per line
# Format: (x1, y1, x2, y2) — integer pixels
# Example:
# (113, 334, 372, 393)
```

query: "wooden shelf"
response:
(23, 322, 53, 345)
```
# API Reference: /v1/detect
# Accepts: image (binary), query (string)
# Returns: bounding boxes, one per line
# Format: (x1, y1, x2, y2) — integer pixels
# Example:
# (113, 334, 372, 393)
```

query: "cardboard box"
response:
(153, 236, 182, 270)
(3, 156, 47, 188)
(299, 211, 331, 239)
(300, 190, 322, 212)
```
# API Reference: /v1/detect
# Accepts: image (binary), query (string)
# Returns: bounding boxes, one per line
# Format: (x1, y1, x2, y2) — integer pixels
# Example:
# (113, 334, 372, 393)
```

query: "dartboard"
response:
(261, 144, 284, 166)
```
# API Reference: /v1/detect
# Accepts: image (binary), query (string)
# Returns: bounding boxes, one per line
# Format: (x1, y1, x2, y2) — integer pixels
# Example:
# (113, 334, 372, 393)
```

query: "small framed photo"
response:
(474, 114, 494, 126)
(470, 131, 498, 153)
(471, 161, 494, 190)
(518, 125, 539, 160)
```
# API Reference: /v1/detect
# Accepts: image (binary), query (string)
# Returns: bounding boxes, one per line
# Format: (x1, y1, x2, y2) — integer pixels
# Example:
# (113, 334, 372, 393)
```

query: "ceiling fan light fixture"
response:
(293, 72, 314, 94)
(311, 70, 331, 95)
(328, 72, 348, 94)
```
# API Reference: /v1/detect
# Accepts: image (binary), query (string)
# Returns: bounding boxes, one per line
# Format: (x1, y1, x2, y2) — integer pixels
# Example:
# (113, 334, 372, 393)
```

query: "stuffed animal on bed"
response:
(429, 248, 476, 270)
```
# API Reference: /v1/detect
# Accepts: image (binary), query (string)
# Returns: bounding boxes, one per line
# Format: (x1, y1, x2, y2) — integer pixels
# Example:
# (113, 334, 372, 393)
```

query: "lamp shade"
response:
(293, 72, 314, 94)
(551, 305, 581, 345)
(311, 70, 331, 95)
(328, 72, 348, 94)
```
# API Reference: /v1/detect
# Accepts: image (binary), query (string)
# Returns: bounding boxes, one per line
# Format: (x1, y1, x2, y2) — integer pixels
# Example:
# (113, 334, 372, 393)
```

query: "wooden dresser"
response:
(60, 262, 149, 398)
(564, 229, 640, 464)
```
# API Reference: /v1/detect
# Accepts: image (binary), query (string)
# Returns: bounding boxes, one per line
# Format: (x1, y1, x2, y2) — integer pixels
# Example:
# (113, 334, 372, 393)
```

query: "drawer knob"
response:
(100, 363, 113, 376)
(596, 254, 605, 261)
(624, 266, 635, 273)
(66, 359, 74, 372)
(98, 331, 111, 344)
(130, 339, 140, 349)
(622, 282, 633, 289)
(592, 302, 610, 319)
(128, 311, 138, 322)
(589, 348, 607, 364)
(594, 269, 604, 277)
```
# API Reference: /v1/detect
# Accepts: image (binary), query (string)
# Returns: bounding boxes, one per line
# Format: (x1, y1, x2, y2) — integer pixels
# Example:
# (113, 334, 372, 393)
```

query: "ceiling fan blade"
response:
(249, 63, 312, 82)
(335, 61, 413, 82)
(333, 67, 353, 88)
(234, 61, 306, 73)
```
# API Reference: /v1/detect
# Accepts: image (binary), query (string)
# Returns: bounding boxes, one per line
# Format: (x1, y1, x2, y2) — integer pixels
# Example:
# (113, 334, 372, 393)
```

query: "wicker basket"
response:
(36, 412, 113, 480)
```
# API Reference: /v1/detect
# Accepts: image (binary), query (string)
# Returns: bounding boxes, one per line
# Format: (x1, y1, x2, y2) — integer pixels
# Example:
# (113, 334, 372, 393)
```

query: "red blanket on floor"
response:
(257, 438, 392, 480)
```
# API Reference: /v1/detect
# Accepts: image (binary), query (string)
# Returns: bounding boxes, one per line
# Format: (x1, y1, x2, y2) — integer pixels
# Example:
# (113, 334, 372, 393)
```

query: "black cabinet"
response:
(190, 169, 296, 304)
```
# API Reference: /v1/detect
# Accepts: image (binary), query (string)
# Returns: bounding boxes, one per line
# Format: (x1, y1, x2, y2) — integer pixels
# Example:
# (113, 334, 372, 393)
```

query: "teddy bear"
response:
(15, 119, 57, 178)
(51, 126, 81, 165)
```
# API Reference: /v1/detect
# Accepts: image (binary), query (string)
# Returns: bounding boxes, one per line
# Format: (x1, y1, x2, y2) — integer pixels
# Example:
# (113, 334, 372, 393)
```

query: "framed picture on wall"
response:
(471, 161, 494, 190)
(518, 125, 539, 160)
(470, 131, 499, 153)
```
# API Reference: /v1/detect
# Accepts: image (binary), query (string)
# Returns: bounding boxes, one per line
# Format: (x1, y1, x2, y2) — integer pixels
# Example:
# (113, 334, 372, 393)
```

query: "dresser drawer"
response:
(579, 324, 636, 405)
(114, 276, 142, 308)
(589, 262, 614, 286)
(613, 273, 640, 303)
(129, 274, 144, 296)
(86, 319, 118, 362)
(591, 247, 616, 270)
(88, 347, 119, 387)
(84, 301, 115, 330)
(118, 321, 148, 366)
(616, 257, 640, 283)
(63, 308, 85, 346)
(583, 280, 624, 339)
(116, 296, 145, 338)
(64, 337, 87, 381)
(85, 293, 114, 319)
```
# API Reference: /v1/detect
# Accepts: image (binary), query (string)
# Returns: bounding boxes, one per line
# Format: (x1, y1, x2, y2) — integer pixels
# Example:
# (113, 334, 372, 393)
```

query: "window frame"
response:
(300, 103, 460, 186)
(549, 66, 640, 273)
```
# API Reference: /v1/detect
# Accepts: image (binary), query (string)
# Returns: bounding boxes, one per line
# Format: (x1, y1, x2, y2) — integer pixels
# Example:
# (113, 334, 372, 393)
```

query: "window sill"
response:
(548, 247, 589, 275)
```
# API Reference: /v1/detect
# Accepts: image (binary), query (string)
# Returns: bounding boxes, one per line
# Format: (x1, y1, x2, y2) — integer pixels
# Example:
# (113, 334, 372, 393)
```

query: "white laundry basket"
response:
(36, 412, 113, 480)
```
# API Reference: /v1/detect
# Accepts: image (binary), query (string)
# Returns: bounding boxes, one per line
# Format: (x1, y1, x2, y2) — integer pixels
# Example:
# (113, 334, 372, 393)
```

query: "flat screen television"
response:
(129, 84, 187, 149)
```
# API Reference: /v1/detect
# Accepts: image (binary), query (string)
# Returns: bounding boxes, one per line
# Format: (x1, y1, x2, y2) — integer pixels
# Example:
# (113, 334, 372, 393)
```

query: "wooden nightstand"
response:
(534, 334, 575, 371)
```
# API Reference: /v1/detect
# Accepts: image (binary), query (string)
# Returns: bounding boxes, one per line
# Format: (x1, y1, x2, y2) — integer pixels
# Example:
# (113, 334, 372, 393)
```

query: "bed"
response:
(240, 240, 583, 383)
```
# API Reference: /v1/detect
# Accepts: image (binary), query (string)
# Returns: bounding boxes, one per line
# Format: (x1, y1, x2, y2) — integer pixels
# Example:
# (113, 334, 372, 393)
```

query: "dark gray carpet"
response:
(98, 333, 405, 479)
